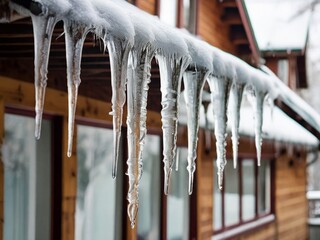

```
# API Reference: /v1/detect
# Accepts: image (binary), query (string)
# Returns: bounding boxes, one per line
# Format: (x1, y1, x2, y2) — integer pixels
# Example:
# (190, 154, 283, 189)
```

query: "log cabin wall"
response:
(195, 130, 309, 240)
(274, 152, 308, 239)
(135, 0, 158, 15)
(240, 152, 308, 240)
(197, 0, 237, 54)
(135, 0, 237, 54)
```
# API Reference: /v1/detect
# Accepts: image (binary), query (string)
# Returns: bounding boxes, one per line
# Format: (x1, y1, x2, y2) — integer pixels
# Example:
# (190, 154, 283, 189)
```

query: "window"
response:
(213, 158, 272, 233)
(75, 124, 122, 240)
(277, 59, 289, 85)
(137, 134, 161, 239)
(167, 147, 190, 240)
(182, 0, 197, 33)
(3, 113, 52, 240)
(160, 0, 197, 34)
(224, 162, 240, 226)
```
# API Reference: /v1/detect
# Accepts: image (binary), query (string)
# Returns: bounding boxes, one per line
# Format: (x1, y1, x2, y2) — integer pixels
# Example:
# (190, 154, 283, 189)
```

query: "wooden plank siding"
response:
(198, 0, 237, 54)
(135, 0, 237, 54)
(197, 129, 214, 240)
(61, 118, 77, 240)
(135, 0, 158, 15)
(193, 129, 309, 240)
(275, 154, 308, 240)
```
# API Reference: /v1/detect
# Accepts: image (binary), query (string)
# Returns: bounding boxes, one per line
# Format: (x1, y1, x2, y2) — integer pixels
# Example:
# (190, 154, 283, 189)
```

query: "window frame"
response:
(3, 107, 63, 240)
(75, 118, 124, 240)
(213, 157, 275, 235)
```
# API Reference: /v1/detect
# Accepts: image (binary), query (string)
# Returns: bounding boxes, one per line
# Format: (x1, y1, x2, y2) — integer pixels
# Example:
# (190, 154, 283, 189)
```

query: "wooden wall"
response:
(197, 0, 237, 54)
(135, 0, 158, 15)
(135, 0, 237, 54)
(240, 152, 308, 240)
(195, 130, 309, 240)
(197, 130, 214, 240)
(275, 153, 308, 240)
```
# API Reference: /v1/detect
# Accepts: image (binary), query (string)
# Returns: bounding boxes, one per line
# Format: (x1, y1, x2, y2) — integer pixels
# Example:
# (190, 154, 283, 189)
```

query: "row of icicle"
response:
(7, 0, 279, 228)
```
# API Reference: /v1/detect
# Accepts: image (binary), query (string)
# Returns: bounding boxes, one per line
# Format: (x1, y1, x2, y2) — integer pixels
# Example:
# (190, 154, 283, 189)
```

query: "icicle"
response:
(229, 82, 244, 169)
(175, 148, 180, 171)
(156, 55, 190, 195)
(208, 75, 231, 190)
(31, 14, 58, 139)
(266, 94, 275, 121)
(106, 38, 131, 178)
(64, 21, 90, 157)
(247, 87, 267, 166)
(183, 70, 209, 195)
(254, 93, 264, 166)
(126, 46, 154, 228)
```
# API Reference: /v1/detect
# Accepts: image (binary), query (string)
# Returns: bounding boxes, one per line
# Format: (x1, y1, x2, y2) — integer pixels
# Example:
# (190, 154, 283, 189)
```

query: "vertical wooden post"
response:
(61, 117, 78, 240)
(0, 97, 4, 240)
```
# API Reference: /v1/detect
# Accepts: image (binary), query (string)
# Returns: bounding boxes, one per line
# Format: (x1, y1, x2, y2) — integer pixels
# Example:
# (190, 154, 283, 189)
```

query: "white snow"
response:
(179, 93, 318, 146)
(245, 0, 312, 51)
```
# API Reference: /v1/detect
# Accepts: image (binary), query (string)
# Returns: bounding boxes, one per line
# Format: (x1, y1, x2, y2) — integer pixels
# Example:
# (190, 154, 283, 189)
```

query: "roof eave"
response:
(236, 0, 261, 66)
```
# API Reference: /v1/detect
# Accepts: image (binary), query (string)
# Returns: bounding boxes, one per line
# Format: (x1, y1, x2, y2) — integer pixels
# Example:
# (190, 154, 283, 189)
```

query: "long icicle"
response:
(208, 75, 231, 190)
(183, 70, 208, 195)
(253, 91, 266, 166)
(156, 55, 190, 195)
(64, 21, 90, 157)
(126, 46, 154, 229)
(107, 37, 131, 178)
(229, 82, 244, 169)
(31, 14, 57, 139)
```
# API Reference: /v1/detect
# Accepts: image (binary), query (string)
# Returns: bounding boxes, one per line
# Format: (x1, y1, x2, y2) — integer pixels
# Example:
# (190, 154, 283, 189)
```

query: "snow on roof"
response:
(178, 91, 319, 147)
(245, 0, 312, 52)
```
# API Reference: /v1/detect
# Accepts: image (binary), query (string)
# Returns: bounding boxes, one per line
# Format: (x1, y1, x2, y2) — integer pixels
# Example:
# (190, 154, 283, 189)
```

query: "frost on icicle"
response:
(208, 75, 231, 190)
(64, 21, 91, 157)
(229, 82, 244, 169)
(247, 87, 267, 166)
(183, 70, 209, 195)
(156, 55, 190, 195)
(31, 14, 58, 139)
(106, 38, 131, 178)
(126, 46, 154, 229)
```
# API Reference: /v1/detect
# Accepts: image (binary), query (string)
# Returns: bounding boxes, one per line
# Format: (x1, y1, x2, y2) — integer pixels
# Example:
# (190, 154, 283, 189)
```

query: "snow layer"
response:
(178, 92, 318, 147)
(7, 0, 320, 229)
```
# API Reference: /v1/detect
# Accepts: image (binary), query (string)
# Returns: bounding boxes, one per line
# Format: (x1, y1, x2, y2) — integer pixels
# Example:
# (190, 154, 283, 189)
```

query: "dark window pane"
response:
(4, 114, 51, 240)
(225, 161, 240, 226)
(167, 148, 189, 240)
(76, 125, 122, 240)
(138, 135, 161, 239)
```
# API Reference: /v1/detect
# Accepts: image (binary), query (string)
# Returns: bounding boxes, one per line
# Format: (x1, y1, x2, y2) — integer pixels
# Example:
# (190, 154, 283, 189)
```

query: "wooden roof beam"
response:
(235, 0, 261, 65)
